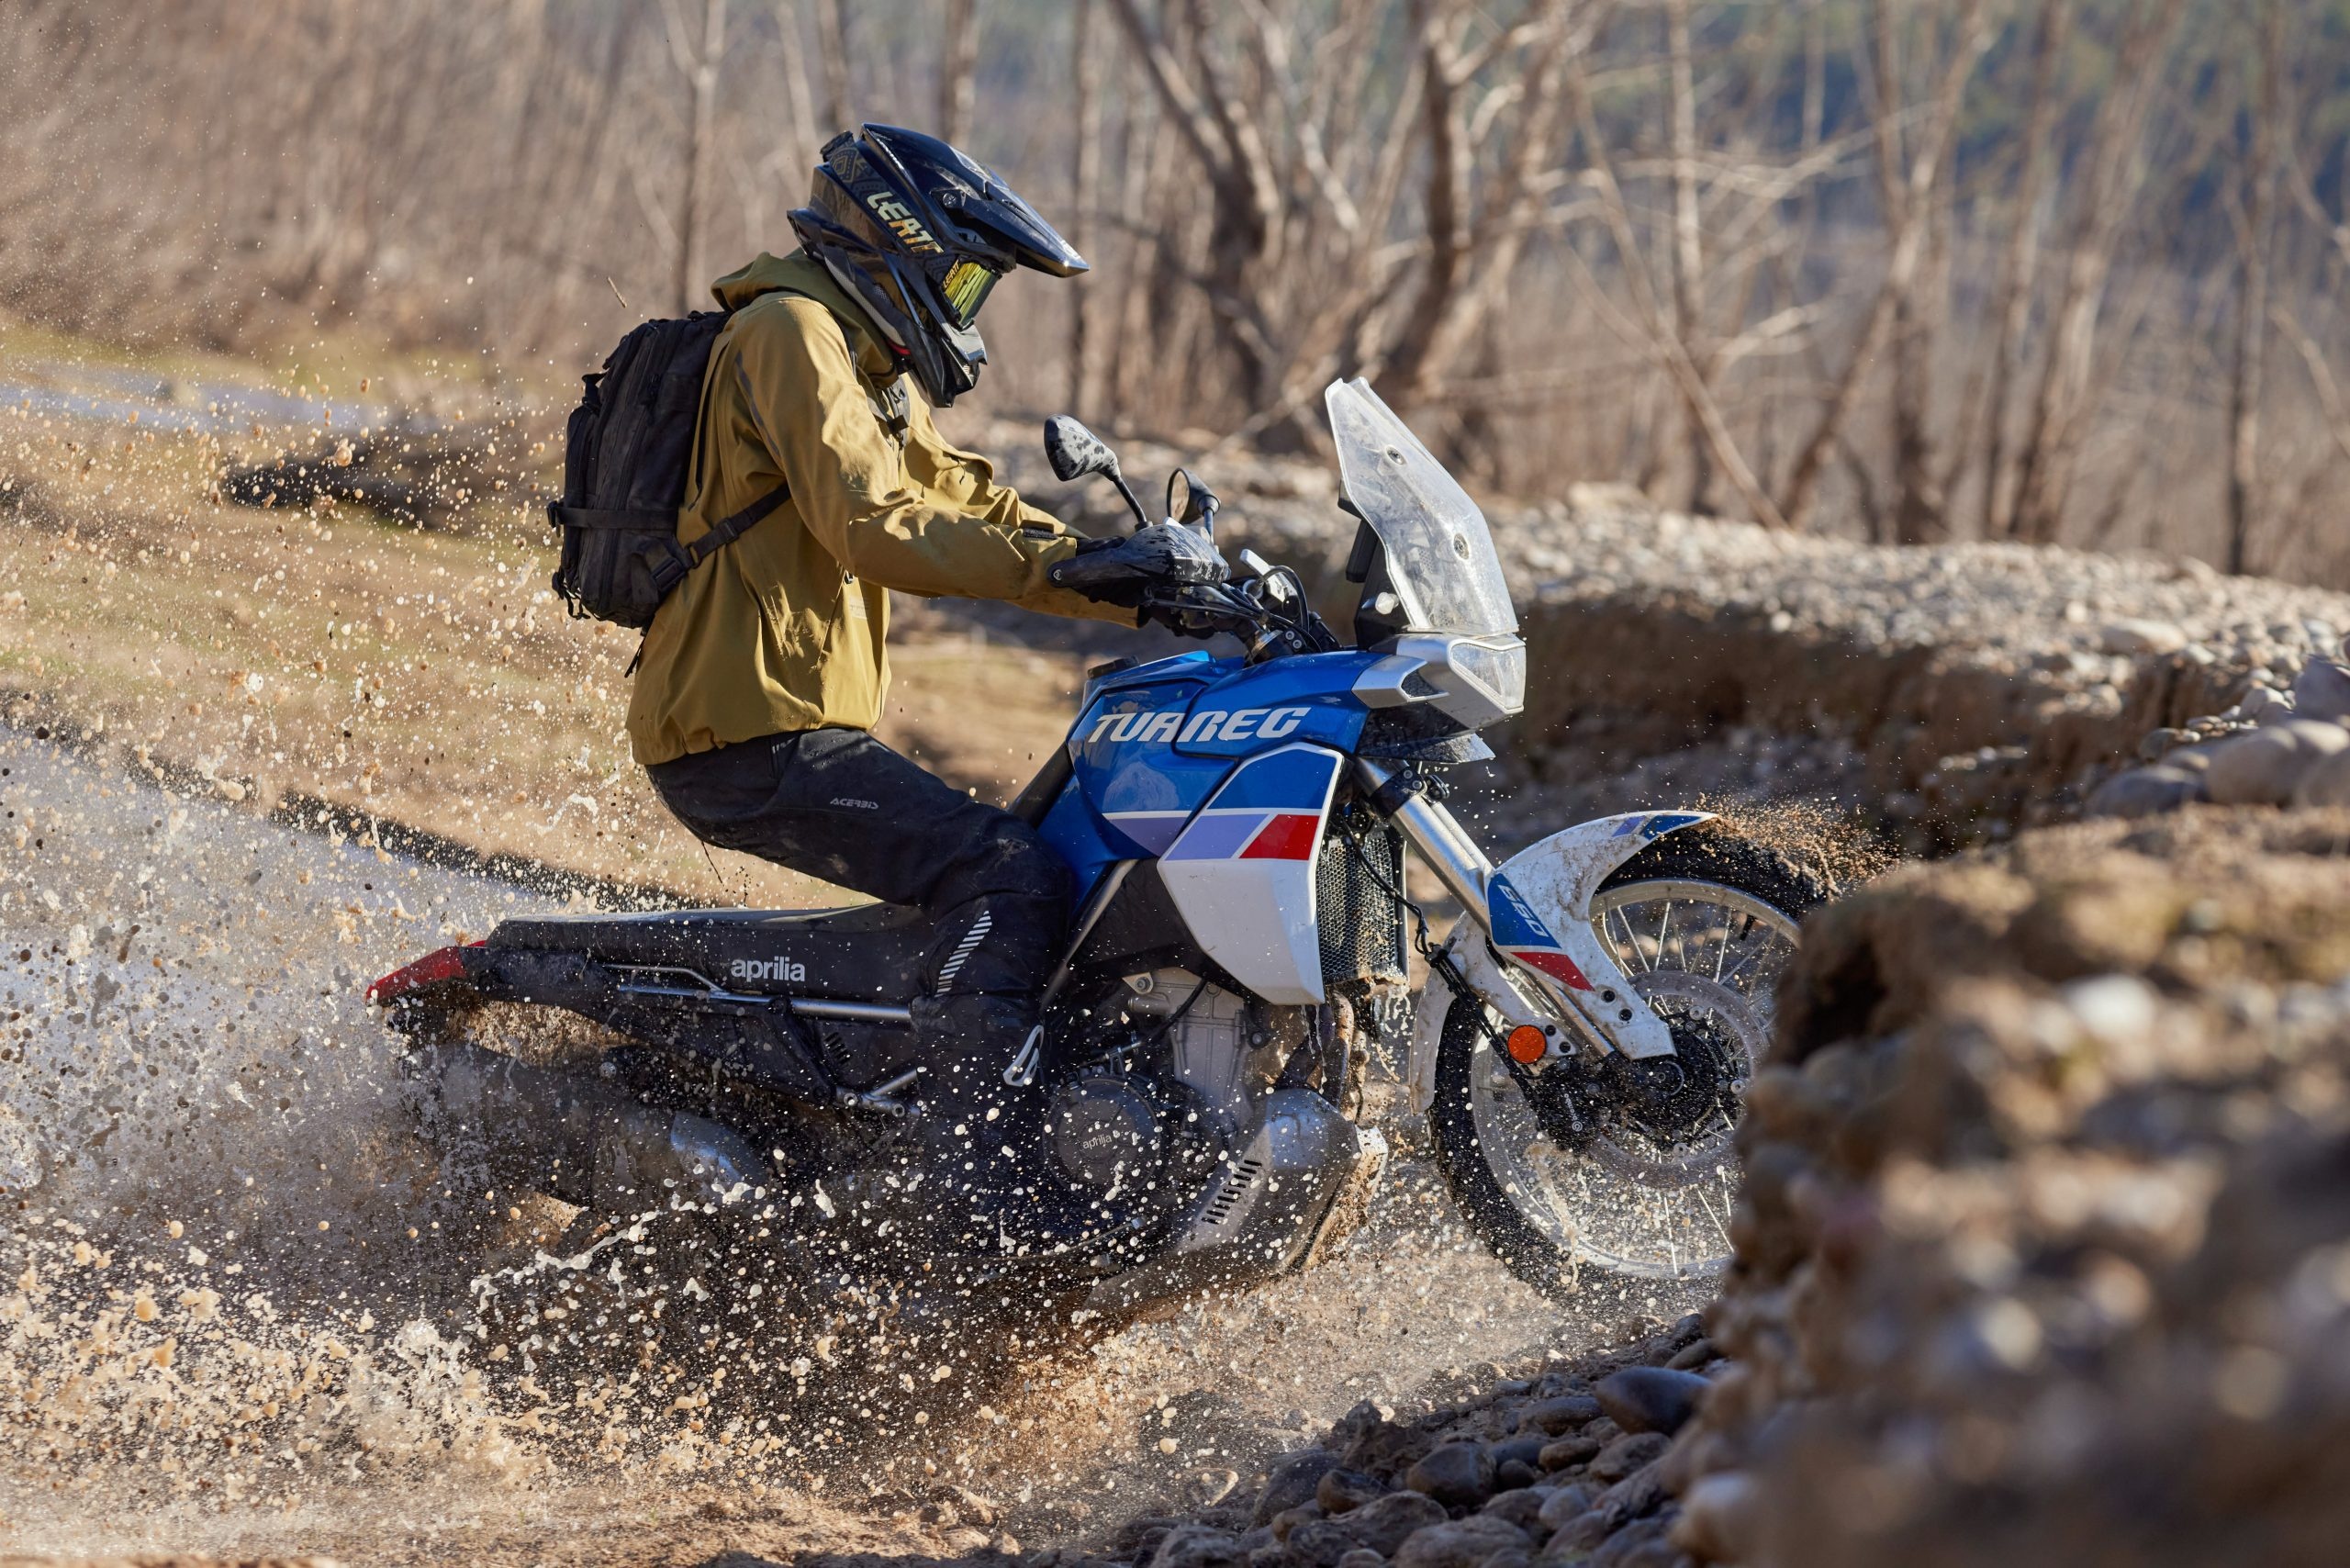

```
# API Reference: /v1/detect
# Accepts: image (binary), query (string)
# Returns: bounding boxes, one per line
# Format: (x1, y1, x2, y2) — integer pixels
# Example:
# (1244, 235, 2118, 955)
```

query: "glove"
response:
(1048, 522, 1228, 609)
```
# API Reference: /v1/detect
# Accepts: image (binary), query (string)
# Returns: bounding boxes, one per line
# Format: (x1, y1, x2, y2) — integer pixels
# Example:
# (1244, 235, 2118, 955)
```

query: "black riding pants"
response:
(645, 728, 1071, 1004)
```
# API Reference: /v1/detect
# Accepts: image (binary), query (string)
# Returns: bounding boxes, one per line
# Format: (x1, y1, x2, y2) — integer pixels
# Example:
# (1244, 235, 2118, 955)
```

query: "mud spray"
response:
(0, 728, 1698, 1564)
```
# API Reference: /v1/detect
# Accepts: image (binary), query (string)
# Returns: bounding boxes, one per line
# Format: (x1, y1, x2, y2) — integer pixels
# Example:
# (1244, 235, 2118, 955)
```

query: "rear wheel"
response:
(1428, 825, 1826, 1296)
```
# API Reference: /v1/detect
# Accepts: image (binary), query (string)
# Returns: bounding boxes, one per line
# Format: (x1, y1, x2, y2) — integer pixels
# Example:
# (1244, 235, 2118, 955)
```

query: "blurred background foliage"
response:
(4, 0, 2349, 581)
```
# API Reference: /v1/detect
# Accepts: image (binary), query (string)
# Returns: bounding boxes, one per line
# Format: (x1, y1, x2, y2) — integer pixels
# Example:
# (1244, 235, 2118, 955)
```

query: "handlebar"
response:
(1141, 566, 1339, 664)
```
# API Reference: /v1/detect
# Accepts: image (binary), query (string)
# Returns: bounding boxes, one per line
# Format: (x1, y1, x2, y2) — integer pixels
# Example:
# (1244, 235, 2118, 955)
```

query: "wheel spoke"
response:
(1460, 875, 1803, 1282)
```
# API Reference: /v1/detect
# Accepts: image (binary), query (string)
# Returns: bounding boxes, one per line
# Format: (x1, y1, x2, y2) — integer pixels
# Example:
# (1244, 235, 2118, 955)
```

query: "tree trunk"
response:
(1665, 0, 1712, 513)
(1977, 0, 2073, 539)
(2226, 0, 2284, 576)
(814, 0, 851, 131)
(1069, 0, 1100, 410)
(941, 0, 979, 148)
(676, 0, 727, 317)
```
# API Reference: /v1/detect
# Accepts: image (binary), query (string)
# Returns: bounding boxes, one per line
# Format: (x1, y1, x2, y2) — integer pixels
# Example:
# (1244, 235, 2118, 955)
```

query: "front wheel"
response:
(1428, 825, 1827, 1297)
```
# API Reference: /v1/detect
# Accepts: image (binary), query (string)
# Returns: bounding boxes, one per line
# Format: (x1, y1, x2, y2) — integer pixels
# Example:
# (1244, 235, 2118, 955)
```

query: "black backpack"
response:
(547, 310, 788, 629)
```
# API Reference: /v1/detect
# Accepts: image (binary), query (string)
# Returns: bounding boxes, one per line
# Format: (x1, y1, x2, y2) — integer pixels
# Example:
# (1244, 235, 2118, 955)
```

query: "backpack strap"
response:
(642, 481, 790, 599)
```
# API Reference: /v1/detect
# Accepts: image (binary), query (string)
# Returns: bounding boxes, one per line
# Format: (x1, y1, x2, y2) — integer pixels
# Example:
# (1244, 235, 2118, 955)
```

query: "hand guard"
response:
(1048, 522, 1228, 610)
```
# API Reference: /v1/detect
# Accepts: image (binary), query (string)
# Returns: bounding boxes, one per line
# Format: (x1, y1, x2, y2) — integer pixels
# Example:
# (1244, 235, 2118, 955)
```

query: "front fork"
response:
(1354, 759, 1673, 1068)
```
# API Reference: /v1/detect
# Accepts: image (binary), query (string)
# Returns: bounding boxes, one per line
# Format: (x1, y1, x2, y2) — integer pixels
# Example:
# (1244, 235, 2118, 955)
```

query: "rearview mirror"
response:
(1044, 415, 1119, 483)
(1044, 413, 1149, 529)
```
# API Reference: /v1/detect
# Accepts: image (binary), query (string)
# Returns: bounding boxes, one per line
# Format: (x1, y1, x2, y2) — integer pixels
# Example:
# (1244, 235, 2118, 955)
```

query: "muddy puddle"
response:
(0, 726, 1701, 1564)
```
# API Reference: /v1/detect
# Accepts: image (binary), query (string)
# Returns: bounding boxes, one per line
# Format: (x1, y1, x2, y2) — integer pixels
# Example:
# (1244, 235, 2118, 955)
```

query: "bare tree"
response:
(1069, 0, 1102, 410)
(812, 0, 851, 132)
(664, 0, 729, 315)
(1663, 0, 1711, 511)
(2007, 0, 2192, 544)
(2225, 0, 2286, 575)
(1975, 0, 2076, 539)
(1776, 0, 1990, 533)
(941, 0, 979, 147)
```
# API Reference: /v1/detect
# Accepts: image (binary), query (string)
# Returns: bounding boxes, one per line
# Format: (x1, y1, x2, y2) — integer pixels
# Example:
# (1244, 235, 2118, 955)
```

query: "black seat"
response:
(487, 902, 934, 1002)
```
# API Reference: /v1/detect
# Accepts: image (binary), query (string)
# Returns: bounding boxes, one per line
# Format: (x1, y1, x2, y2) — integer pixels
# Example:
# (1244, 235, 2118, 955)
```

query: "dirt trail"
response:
(0, 725, 1684, 1565)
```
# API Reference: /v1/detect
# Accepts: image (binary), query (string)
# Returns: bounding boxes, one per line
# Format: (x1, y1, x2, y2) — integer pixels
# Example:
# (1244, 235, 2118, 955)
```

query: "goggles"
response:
(937, 257, 1001, 329)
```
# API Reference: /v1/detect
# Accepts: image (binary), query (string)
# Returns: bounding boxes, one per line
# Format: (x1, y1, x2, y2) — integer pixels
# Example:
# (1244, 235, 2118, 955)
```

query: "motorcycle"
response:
(369, 379, 1826, 1338)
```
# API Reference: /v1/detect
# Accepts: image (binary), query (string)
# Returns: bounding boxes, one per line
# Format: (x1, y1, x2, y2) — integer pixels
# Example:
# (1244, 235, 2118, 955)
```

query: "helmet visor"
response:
(939, 257, 1001, 328)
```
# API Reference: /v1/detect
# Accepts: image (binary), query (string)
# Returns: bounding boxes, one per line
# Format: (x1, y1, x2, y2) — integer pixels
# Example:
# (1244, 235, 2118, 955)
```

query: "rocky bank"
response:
(1055, 805, 2350, 1568)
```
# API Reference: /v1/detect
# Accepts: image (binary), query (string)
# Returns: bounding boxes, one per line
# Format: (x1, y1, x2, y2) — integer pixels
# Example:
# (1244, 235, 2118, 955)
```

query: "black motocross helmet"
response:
(788, 124, 1086, 407)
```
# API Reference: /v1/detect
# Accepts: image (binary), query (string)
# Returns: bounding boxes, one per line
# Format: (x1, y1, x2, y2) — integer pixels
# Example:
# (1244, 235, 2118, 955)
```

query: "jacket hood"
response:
(711, 251, 898, 378)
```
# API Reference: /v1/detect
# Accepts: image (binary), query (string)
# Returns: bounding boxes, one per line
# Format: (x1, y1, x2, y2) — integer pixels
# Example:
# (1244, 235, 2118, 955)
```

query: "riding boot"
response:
(909, 992, 1119, 1258)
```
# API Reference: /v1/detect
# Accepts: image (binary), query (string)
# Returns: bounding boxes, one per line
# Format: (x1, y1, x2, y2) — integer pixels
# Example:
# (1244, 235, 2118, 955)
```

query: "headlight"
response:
(1449, 637, 1525, 717)
(1377, 633, 1525, 729)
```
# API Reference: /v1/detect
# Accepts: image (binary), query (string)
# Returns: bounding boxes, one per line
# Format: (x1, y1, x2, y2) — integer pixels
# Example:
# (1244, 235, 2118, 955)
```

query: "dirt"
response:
(1, 727, 1702, 1565)
(11, 338, 2350, 1568)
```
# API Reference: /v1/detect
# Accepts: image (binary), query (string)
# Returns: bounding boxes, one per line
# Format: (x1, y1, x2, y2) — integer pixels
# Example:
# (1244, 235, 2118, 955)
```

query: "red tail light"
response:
(365, 942, 482, 1005)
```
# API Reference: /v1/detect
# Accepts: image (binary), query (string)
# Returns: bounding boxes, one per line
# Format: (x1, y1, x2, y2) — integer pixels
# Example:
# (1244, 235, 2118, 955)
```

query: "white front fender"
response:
(1405, 811, 1715, 1112)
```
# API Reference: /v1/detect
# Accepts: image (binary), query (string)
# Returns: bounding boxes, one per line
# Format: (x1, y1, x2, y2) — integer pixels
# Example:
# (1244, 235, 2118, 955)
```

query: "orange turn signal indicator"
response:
(1505, 1025, 1549, 1064)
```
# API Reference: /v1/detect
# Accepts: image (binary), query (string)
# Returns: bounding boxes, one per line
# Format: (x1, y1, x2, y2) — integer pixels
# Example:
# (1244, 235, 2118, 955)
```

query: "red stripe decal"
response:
(1508, 947, 1595, 991)
(1240, 812, 1323, 860)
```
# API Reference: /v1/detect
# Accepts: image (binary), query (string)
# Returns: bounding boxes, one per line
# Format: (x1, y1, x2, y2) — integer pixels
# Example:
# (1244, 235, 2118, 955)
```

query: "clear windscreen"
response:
(1326, 378, 1517, 637)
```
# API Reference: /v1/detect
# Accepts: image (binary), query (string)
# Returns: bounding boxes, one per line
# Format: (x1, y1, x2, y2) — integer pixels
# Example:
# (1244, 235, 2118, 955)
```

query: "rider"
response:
(625, 125, 1221, 1252)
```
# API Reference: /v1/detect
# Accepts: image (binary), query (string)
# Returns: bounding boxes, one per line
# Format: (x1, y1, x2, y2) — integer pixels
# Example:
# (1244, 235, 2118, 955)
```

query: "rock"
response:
(1537, 1484, 1604, 1530)
(2293, 658, 2350, 723)
(1492, 1460, 1542, 1494)
(1332, 1553, 1386, 1568)
(1593, 1368, 1710, 1437)
(2085, 765, 2208, 818)
(1486, 1435, 1549, 1478)
(1287, 1492, 1449, 1567)
(1586, 1433, 1670, 1484)
(1516, 1395, 1602, 1436)
(1389, 1517, 1536, 1568)
(1404, 1442, 1495, 1509)
(2243, 684, 2298, 724)
(1589, 1462, 1669, 1528)
(1117, 1518, 1192, 1556)
(2293, 746, 2350, 808)
(2138, 726, 2196, 762)
(1537, 1434, 1602, 1472)
(1151, 1526, 1248, 1568)
(1582, 1517, 1676, 1568)
(1541, 1510, 1612, 1556)
(1328, 1400, 1394, 1452)
(1255, 1450, 1341, 1526)
(1479, 1490, 1551, 1533)
(2206, 722, 2349, 806)
(1663, 1338, 1716, 1372)
(1669, 1471, 1759, 1563)
(1343, 1418, 1438, 1482)
(1272, 1505, 1326, 1542)
(2100, 617, 2188, 655)
(1316, 1470, 1388, 1516)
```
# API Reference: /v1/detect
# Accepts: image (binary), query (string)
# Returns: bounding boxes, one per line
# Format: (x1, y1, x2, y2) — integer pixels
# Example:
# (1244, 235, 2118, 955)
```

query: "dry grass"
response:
(0, 370, 1088, 910)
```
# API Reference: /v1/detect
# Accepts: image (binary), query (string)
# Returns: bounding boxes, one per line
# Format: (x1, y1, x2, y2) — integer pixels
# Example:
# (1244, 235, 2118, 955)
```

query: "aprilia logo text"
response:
(729, 957, 807, 983)
(1086, 705, 1310, 745)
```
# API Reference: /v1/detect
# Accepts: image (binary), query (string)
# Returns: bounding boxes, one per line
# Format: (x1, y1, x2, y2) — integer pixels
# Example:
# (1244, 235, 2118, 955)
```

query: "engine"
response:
(1046, 968, 1287, 1204)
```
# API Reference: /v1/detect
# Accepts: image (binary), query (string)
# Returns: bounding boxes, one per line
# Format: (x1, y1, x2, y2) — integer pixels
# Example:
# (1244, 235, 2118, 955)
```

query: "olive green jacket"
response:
(625, 250, 1125, 766)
